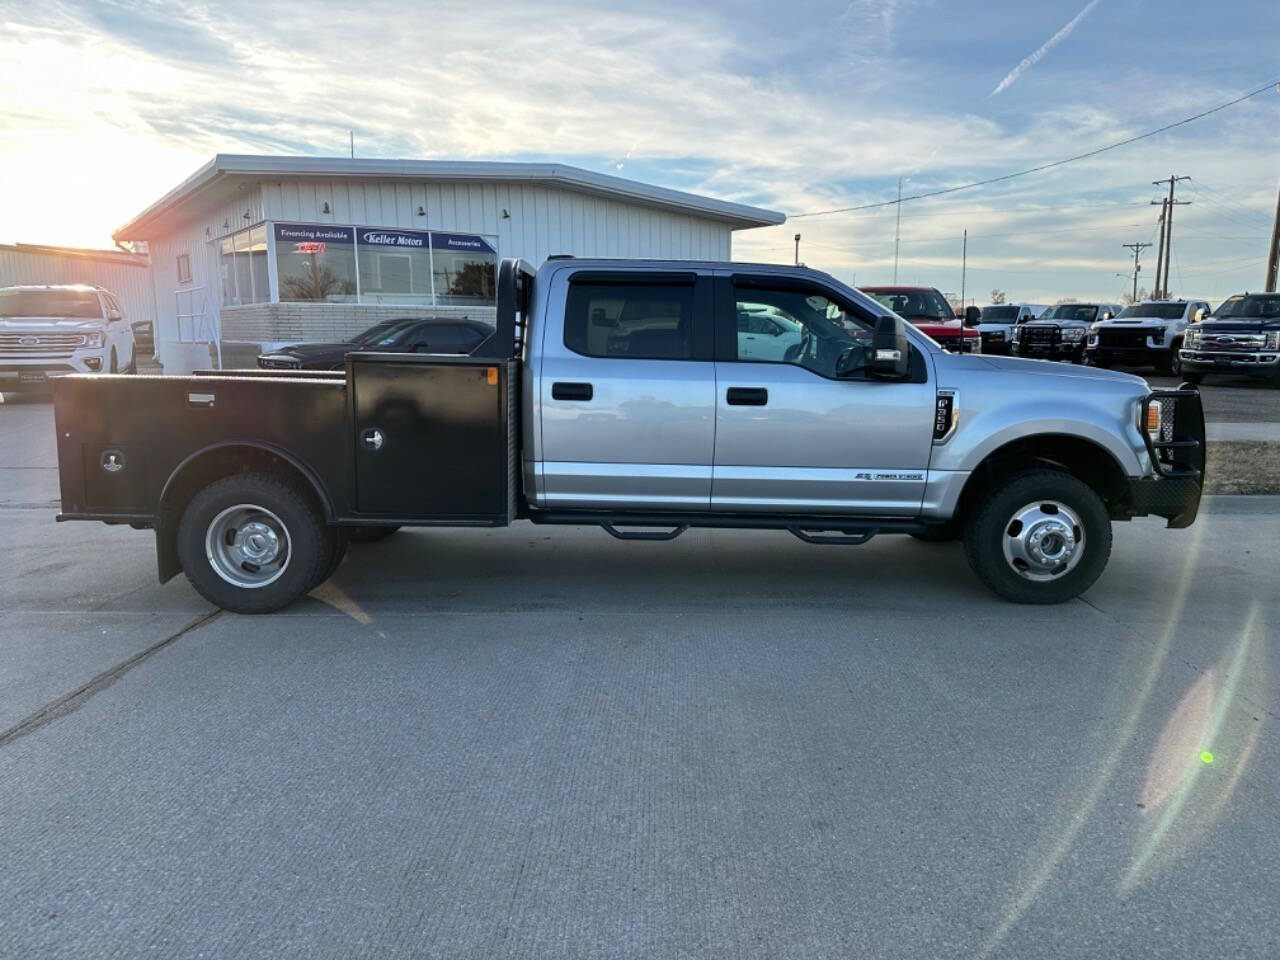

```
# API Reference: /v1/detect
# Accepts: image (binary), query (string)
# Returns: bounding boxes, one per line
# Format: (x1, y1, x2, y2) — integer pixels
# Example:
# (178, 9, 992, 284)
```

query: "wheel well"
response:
(155, 445, 330, 582)
(954, 435, 1129, 525)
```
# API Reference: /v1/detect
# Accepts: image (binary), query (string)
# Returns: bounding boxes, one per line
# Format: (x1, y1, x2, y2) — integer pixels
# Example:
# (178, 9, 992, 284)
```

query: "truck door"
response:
(711, 275, 934, 515)
(535, 270, 716, 510)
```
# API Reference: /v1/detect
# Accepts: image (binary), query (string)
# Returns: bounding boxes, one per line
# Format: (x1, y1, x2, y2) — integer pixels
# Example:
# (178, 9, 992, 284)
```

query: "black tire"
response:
(108, 348, 118, 374)
(312, 529, 348, 588)
(1182, 372, 1204, 385)
(125, 347, 138, 374)
(1155, 347, 1182, 377)
(177, 472, 333, 614)
(347, 525, 400, 543)
(962, 469, 1112, 604)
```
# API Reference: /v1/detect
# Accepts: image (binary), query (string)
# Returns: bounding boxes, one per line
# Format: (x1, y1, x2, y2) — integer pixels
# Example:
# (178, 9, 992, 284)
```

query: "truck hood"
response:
(969, 353, 1148, 386)
(1196, 318, 1280, 334)
(0, 317, 105, 331)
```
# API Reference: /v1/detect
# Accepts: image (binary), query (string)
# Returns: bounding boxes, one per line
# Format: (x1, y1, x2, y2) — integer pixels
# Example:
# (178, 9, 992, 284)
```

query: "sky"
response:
(0, 0, 1277, 304)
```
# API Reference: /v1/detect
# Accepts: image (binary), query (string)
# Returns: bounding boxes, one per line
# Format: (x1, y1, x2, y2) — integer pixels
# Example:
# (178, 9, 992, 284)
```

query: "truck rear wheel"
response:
(177, 472, 333, 614)
(962, 469, 1111, 604)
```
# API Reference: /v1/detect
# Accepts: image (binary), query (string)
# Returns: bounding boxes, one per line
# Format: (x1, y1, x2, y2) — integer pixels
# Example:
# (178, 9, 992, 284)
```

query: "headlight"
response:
(1267, 331, 1280, 350)
(81, 331, 105, 348)
(1061, 328, 1086, 342)
(1144, 399, 1162, 440)
(1183, 328, 1201, 348)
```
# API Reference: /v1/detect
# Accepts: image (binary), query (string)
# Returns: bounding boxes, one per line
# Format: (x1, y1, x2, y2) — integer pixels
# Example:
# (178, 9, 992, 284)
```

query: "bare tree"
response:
(990, 289, 1007, 305)
(280, 253, 355, 301)
(1121, 287, 1150, 306)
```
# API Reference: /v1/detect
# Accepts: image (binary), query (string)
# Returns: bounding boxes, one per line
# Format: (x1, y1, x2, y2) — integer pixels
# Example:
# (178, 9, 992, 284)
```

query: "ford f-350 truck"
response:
(52, 258, 1205, 613)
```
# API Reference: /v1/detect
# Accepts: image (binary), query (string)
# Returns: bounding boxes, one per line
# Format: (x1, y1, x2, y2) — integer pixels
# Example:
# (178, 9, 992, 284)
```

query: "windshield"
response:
(1042, 304, 1098, 323)
(981, 306, 1020, 321)
(867, 289, 954, 321)
(0, 289, 102, 319)
(1213, 295, 1280, 319)
(348, 318, 421, 345)
(1117, 303, 1186, 320)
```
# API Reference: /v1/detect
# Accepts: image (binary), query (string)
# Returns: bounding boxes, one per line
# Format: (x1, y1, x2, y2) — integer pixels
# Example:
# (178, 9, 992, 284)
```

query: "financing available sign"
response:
(274, 223, 354, 244)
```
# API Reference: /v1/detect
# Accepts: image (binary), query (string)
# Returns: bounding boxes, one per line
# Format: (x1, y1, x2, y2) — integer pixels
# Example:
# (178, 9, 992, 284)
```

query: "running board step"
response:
(600, 522, 689, 542)
(788, 527, 879, 545)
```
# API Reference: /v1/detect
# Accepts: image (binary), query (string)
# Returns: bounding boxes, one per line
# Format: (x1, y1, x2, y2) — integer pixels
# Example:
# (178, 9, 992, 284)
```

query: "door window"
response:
(565, 282, 696, 360)
(732, 285, 872, 378)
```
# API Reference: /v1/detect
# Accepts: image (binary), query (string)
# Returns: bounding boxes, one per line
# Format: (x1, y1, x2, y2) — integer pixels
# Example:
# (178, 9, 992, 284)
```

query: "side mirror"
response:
(870, 315, 910, 379)
(1100, 312, 1113, 321)
(106, 309, 123, 322)
(963, 305, 982, 327)
(411, 341, 432, 353)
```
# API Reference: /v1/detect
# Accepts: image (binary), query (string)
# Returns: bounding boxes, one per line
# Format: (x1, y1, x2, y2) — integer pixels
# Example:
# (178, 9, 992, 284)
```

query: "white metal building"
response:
(113, 155, 785, 371)
(0, 243, 156, 328)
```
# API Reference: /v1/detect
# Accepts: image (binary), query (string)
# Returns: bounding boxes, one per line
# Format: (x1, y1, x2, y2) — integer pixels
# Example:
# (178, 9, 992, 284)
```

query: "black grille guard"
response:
(1141, 385, 1205, 481)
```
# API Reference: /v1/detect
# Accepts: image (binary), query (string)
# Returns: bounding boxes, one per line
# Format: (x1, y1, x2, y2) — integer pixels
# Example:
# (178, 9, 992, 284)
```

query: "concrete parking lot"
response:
(1, 390, 1278, 959)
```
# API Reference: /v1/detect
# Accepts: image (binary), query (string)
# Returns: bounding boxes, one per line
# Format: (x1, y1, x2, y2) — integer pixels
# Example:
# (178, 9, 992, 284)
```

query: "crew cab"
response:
(861, 286, 981, 353)
(975, 303, 1047, 355)
(1179, 292, 1280, 385)
(52, 258, 1204, 614)
(1014, 302, 1120, 363)
(1087, 299, 1210, 375)
(0, 285, 136, 389)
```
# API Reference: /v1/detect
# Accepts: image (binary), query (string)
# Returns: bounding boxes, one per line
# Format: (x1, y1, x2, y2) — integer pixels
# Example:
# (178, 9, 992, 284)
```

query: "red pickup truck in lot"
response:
(861, 285, 981, 353)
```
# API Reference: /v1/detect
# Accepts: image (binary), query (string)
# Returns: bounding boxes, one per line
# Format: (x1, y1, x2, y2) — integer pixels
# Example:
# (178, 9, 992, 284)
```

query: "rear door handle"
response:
(552, 381, 593, 401)
(726, 387, 768, 406)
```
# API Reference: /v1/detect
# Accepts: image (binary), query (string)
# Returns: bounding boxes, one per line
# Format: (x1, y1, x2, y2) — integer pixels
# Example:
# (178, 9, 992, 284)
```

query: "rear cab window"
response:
(564, 273, 712, 360)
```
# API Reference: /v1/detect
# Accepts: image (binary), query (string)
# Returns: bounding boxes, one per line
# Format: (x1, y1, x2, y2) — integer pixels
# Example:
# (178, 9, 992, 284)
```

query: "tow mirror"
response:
(963, 305, 982, 327)
(106, 309, 123, 322)
(870, 315, 910, 379)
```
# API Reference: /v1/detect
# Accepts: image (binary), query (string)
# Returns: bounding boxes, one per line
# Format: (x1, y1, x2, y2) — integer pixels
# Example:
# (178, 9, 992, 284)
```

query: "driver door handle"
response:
(727, 387, 768, 406)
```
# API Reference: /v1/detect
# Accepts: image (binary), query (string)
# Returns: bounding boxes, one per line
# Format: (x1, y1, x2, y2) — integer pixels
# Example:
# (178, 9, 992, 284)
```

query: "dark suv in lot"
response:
(258, 317, 492, 370)
(1180, 293, 1280, 385)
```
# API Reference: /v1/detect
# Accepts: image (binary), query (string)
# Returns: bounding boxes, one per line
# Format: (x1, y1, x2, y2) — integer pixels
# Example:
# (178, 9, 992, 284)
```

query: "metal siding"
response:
(0, 248, 157, 328)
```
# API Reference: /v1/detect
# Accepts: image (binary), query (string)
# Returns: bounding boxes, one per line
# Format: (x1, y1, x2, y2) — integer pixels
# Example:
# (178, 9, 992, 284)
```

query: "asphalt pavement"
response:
(1, 393, 1278, 959)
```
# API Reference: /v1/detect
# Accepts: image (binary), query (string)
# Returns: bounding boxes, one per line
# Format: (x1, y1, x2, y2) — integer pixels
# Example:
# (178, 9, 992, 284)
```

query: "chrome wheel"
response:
(204, 503, 291, 588)
(1001, 500, 1085, 582)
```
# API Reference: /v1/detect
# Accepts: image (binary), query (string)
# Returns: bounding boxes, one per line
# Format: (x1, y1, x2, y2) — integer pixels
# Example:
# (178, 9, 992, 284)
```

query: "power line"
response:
(790, 77, 1280, 219)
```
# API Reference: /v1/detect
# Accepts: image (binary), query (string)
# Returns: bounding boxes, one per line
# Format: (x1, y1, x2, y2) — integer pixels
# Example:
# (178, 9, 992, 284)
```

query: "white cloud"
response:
(991, 0, 1103, 96)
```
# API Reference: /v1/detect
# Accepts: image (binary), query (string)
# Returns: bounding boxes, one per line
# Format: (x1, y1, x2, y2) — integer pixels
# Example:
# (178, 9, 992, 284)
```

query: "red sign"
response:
(295, 241, 326, 254)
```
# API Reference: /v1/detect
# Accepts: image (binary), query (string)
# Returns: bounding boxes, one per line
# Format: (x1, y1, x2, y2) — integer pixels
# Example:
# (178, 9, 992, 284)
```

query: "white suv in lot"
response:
(0, 285, 136, 390)
(975, 303, 1047, 355)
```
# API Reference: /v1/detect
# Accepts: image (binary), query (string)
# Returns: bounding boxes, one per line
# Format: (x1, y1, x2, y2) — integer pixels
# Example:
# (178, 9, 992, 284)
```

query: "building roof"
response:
(114, 154, 786, 240)
(0, 242, 150, 267)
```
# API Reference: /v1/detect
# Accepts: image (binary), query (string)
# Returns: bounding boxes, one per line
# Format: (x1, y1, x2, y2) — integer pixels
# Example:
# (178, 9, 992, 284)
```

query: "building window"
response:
(430, 233, 497, 306)
(274, 223, 357, 303)
(355, 227, 433, 305)
(175, 253, 192, 284)
(218, 225, 270, 305)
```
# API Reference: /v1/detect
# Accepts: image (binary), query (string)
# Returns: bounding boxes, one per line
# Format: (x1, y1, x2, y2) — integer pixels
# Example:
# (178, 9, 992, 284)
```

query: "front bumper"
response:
(1087, 343, 1170, 366)
(978, 333, 1011, 355)
(1179, 349, 1279, 377)
(1121, 386, 1205, 528)
(0, 351, 107, 386)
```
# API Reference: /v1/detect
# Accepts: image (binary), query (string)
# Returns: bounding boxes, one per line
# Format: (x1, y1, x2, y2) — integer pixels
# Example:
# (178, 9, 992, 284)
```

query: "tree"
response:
(279, 253, 356, 301)
(1122, 287, 1150, 306)
(990, 289, 1007, 305)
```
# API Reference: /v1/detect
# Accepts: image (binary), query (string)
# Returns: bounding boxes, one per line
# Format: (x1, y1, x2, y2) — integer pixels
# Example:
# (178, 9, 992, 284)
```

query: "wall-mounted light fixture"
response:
(416, 205, 426, 216)
(222, 219, 230, 229)
(501, 208, 510, 219)
(243, 209, 252, 220)
(321, 201, 331, 214)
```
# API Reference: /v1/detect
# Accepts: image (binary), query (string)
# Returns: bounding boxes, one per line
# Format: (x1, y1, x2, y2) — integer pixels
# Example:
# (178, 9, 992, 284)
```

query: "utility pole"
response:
(893, 176, 903, 284)
(794, 233, 801, 266)
(1122, 240, 1151, 303)
(1152, 200, 1167, 299)
(350, 130, 355, 159)
(1152, 175, 1190, 298)
(960, 229, 967, 311)
(1265, 178, 1280, 292)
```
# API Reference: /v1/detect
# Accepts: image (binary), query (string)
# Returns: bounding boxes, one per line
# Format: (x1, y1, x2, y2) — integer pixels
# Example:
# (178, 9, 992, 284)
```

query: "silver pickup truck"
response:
(52, 257, 1204, 613)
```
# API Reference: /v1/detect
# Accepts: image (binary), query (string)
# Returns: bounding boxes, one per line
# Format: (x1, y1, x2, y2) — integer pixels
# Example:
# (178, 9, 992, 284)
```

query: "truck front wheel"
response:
(962, 469, 1112, 604)
(177, 472, 333, 614)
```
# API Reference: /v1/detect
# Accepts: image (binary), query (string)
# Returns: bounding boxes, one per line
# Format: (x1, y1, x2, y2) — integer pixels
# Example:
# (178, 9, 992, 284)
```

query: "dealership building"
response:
(112, 155, 784, 371)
